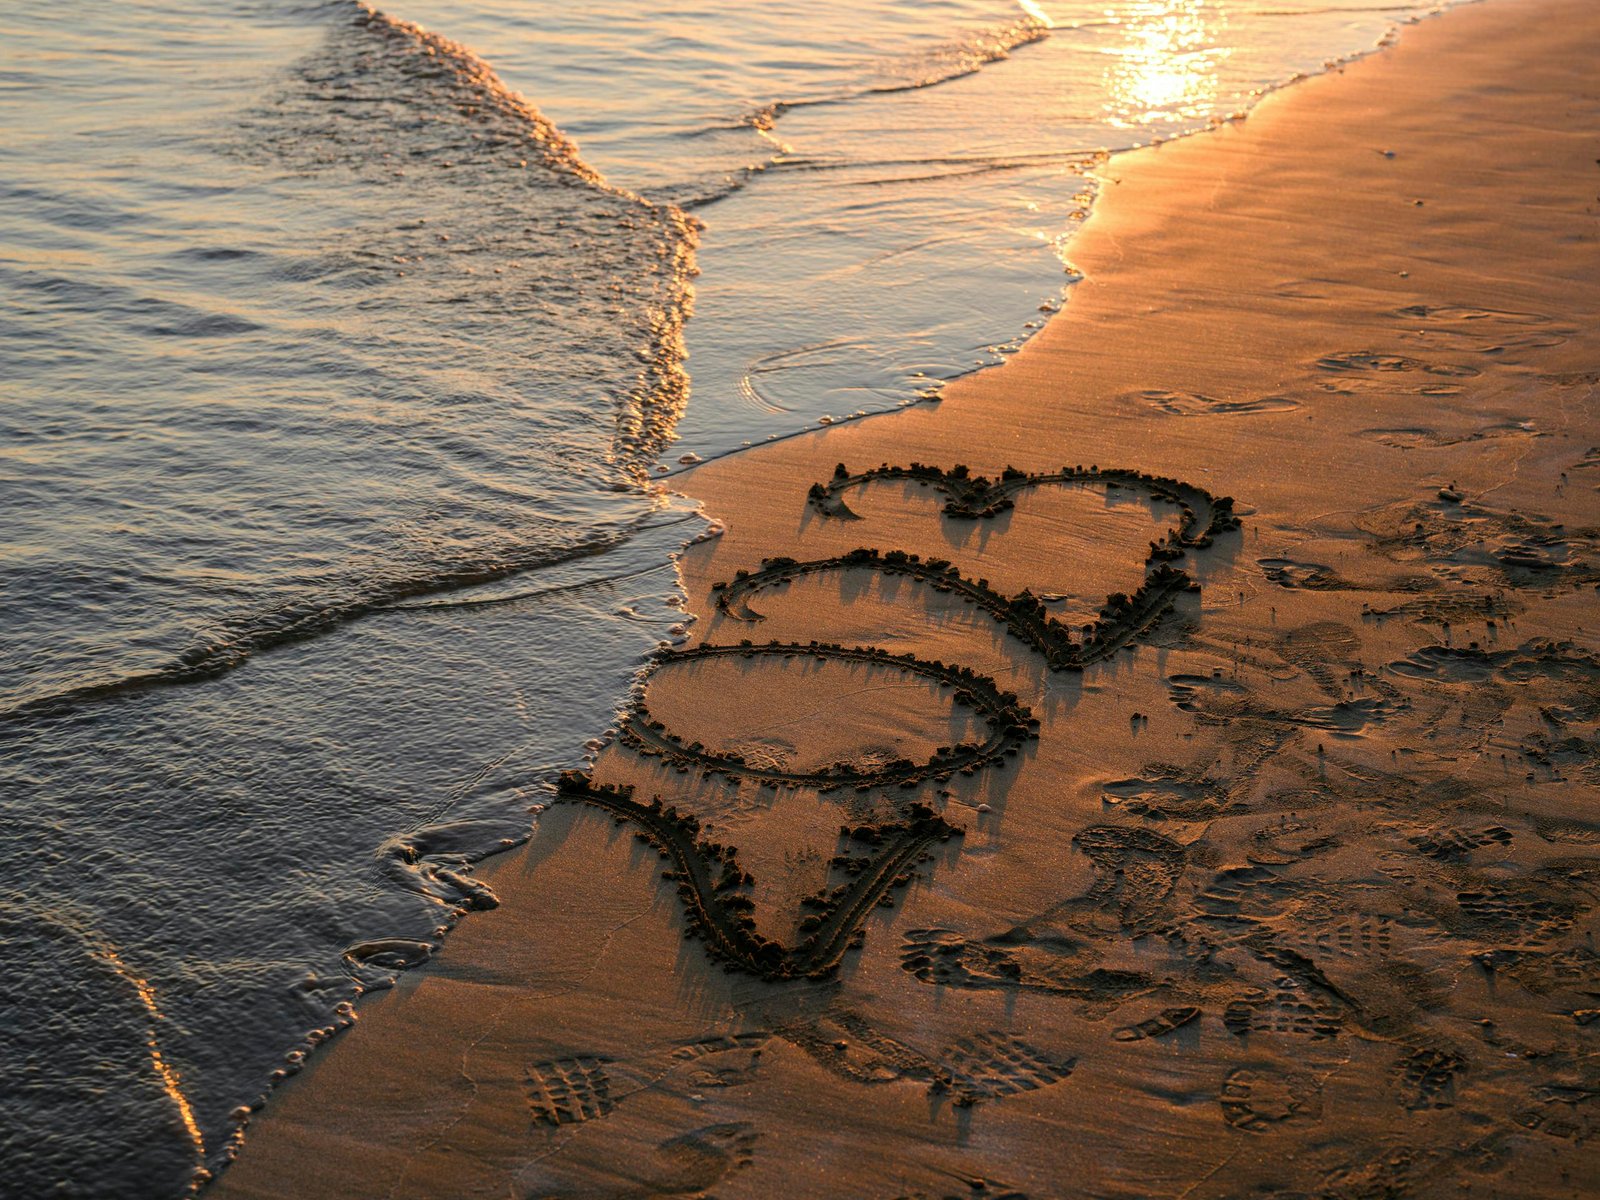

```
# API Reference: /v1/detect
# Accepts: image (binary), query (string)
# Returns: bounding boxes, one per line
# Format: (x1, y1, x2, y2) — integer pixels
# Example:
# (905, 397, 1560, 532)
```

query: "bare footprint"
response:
(645, 1122, 758, 1195)
(1394, 303, 1555, 326)
(1316, 350, 1479, 377)
(1133, 389, 1300, 417)
(1357, 422, 1538, 450)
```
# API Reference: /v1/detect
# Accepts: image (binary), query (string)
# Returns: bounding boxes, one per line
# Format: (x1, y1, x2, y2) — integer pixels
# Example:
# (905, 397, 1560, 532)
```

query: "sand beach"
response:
(208, 1, 1600, 1195)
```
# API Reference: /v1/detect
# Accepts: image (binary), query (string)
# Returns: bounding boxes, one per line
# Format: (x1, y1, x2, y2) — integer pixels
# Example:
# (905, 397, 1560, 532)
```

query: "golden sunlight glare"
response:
(1105, 0, 1228, 126)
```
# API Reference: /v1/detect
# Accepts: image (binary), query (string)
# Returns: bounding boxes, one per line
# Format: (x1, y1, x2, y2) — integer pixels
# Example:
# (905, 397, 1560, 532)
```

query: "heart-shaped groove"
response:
(559, 773, 960, 979)
(805, 462, 1238, 544)
(618, 641, 1039, 789)
(711, 550, 1197, 670)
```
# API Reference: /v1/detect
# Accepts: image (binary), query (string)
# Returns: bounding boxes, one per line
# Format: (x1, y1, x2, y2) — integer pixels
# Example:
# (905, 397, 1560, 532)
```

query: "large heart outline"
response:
(619, 641, 1037, 789)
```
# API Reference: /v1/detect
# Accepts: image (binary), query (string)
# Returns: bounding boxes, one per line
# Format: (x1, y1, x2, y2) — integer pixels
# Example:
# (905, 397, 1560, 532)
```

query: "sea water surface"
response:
(1, 1, 1454, 1194)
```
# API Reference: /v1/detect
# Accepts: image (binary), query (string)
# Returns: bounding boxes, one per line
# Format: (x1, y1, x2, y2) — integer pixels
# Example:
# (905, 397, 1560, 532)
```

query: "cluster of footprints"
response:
(521, 1024, 1064, 1195)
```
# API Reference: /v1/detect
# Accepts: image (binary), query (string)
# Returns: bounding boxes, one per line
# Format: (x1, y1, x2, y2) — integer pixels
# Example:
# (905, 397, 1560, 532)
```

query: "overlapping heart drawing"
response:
(561, 461, 1239, 979)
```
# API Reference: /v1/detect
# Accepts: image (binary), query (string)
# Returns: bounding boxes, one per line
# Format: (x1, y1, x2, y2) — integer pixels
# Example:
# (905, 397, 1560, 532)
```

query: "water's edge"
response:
(216, 0, 1471, 1169)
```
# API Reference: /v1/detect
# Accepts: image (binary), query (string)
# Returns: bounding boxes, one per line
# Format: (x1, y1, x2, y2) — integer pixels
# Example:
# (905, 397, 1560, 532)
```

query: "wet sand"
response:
(213, 1, 1600, 1196)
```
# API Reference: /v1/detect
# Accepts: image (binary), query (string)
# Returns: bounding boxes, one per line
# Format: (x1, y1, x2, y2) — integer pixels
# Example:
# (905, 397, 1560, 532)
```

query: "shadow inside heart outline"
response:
(617, 641, 1038, 790)
(709, 550, 1195, 670)
(560, 463, 1241, 981)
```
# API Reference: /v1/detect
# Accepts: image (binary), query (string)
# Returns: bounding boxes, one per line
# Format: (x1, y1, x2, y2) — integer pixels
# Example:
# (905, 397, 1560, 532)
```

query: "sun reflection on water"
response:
(1103, 0, 1229, 128)
(98, 944, 208, 1182)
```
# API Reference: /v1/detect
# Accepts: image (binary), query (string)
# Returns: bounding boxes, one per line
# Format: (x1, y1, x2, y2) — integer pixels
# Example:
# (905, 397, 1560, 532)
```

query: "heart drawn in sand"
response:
(562, 461, 1240, 980)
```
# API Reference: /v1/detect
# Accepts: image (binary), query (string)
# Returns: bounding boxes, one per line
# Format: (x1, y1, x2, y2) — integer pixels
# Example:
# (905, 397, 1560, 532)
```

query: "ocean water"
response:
(0, 1, 1453, 1194)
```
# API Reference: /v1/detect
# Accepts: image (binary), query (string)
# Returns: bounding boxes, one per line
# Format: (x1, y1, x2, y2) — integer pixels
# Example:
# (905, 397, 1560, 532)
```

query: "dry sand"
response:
(213, 1, 1600, 1195)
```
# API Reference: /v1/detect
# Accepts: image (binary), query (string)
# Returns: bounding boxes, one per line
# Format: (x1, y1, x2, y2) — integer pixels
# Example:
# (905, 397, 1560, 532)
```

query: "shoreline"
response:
(213, 0, 1600, 1194)
(644, 1, 1468, 486)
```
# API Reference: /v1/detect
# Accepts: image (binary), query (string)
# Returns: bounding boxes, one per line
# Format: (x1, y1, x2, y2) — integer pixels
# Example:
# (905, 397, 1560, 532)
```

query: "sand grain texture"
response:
(214, 2, 1600, 1196)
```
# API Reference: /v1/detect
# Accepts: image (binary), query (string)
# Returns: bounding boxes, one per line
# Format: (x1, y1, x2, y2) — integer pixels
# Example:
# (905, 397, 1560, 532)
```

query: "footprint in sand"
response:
(1257, 556, 1349, 590)
(640, 1122, 759, 1196)
(1295, 913, 1396, 960)
(1544, 371, 1600, 389)
(1357, 422, 1539, 450)
(1222, 978, 1344, 1040)
(1513, 1088, 1600, 1142)
(1356, 493, 1600, 586)
(1391, 1044, 1465, 1111)
(1394, 303, 1555, 327)
(940, 1031, 1077, 1107)
(528, 1122, 762, 1200)
(1132, 389, 1301, 417)
(1393, 303, 1570, 359)
(1071, 825, 1188, 934)
(1315, 349, 1480, 377)
(1220, 1066, 1324, 1132)
(1452, 875, 1593, 945)
(1406, 824, 1513, 862)
(1113, 1005, 1201, 1042)
(898, 926, 1153, 1005)
(1102, 767, 1241, 821)
(1192, 865, 1307, 926)
(525, 1034, 772, 1141)
(779, 1008, 1078, 1110)
(526, 1055, 617, 1128)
